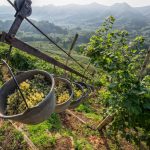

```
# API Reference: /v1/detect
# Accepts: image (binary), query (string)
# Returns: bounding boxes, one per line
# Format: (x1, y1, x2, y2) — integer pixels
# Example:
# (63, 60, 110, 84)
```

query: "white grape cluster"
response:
(6, 74, 50, 115)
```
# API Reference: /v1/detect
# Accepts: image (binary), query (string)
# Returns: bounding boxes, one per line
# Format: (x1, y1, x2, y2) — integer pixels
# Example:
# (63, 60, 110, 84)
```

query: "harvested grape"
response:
(6, 74, 51, 115)
(55, 81, 70, 104)
(72, 84, 82, 100)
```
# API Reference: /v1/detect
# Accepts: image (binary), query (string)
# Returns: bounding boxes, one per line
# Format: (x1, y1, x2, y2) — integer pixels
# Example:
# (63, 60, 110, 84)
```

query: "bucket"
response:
(54, 77, 73, 113)
(0, 70, 55, 125)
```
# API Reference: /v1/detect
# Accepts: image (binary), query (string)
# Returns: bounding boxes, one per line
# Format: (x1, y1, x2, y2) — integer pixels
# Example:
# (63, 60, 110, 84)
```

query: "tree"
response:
(86, 16, 150, 146)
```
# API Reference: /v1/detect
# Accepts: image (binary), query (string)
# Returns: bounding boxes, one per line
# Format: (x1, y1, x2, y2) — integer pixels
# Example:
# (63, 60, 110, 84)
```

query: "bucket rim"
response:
(76, 82, 91, 95)
(54, 77, 73, 106)
(72, 82, 84, 102)
(0, 69, 55, 119)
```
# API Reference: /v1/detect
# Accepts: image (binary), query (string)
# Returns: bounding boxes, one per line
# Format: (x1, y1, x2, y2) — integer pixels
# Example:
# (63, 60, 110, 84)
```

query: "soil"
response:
(59, 112, 82, 131)
(55, 136, 74, 150)
(0, 119, 3, 128)
(0, 111, 138, 150)
(120, 139, 136, 150)
(59, 111, 138, 150)
(88, 135, 105, 150)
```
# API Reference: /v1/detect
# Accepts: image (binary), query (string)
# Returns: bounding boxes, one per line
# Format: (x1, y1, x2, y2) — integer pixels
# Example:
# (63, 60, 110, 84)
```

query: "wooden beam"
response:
(96, 115, 114, 131)
(66, 109, 87, 125)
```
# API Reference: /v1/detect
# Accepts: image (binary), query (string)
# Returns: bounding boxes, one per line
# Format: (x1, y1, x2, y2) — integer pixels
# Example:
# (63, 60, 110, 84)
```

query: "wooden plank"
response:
(66, 109, 87, 125)
(96, 115, 114, 131)
(66, 109, 95, 130)
(0, 32, 88, 79)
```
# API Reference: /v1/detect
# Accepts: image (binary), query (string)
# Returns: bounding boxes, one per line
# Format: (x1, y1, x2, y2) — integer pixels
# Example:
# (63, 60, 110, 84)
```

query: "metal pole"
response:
(82, 62, 91, 82)
(65, 34, 78, 77)
(65, 34, 79, 66)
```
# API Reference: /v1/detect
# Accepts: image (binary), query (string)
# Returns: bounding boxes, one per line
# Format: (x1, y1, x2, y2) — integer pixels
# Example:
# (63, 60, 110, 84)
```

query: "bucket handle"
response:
(1, 59, 28, 108)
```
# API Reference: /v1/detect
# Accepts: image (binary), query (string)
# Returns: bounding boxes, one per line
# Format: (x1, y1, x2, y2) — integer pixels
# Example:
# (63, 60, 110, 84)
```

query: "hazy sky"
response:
(1, 0, 150, 7)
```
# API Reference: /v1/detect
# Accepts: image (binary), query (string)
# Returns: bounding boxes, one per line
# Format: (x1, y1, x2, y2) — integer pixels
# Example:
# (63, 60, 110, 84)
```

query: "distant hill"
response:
(0, 20, 68, 34)
(0, 3, 150, 30)
(0, 5, 15, 20)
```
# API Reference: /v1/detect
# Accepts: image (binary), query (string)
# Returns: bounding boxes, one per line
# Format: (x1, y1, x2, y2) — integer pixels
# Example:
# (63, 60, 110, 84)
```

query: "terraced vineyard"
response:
(0, 12, 150, 149)
(0, 41, 145, 150)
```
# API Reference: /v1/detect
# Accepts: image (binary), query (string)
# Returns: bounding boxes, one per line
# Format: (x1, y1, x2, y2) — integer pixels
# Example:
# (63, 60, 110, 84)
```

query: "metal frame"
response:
(1, 0, 89, 80)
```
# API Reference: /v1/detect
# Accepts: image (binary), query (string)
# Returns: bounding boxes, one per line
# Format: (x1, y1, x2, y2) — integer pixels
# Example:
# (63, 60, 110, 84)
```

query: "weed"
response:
(75, 138, 93, 150)
(85, 113, 103, 121)
(48, 113, 62, 131)
(76, 104, 92, 113)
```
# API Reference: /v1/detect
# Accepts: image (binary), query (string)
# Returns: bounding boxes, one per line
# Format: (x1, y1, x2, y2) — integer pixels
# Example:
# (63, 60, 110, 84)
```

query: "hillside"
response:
(0, 20, 67, 35)
(0, 2, 150, 29)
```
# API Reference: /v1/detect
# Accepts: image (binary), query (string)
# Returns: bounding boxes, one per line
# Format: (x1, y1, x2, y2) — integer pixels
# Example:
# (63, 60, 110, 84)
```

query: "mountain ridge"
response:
(0, 3, 150, 29)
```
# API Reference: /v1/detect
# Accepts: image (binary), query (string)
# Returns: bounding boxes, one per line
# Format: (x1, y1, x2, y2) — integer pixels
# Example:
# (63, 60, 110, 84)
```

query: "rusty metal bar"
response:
(6, 46, 13, 62)
(0, 32, 88, 79)
(7, 0, 32, 36)
(8, 15, 24, 36)
(65, 34, 78, 66)
(64, 34, 78, 78)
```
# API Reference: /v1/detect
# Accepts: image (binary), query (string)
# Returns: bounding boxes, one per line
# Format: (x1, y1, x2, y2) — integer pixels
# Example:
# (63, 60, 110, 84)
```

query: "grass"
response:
(75, 138, 93, 150)
(85, 113, 103, 122)
(25, 113, 62, 149)
(47, 113, 62, 131)
(76, 104, 93, 113)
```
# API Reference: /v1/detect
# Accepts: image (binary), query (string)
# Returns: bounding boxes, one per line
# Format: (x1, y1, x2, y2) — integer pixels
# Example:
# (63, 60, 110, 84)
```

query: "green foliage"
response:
(30, 134, 54, 149)
(48, 113, 62, 131)
(27, 120, 55, 149)
(76, 104, 93, 113)
(27, 121, 52, 136)
(85, 113, 102, 122)
(10, 50, 35, 70)
(26, 114, 61, 148)
(0, 43, 8, 59)
(86, 16, 150, 146)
